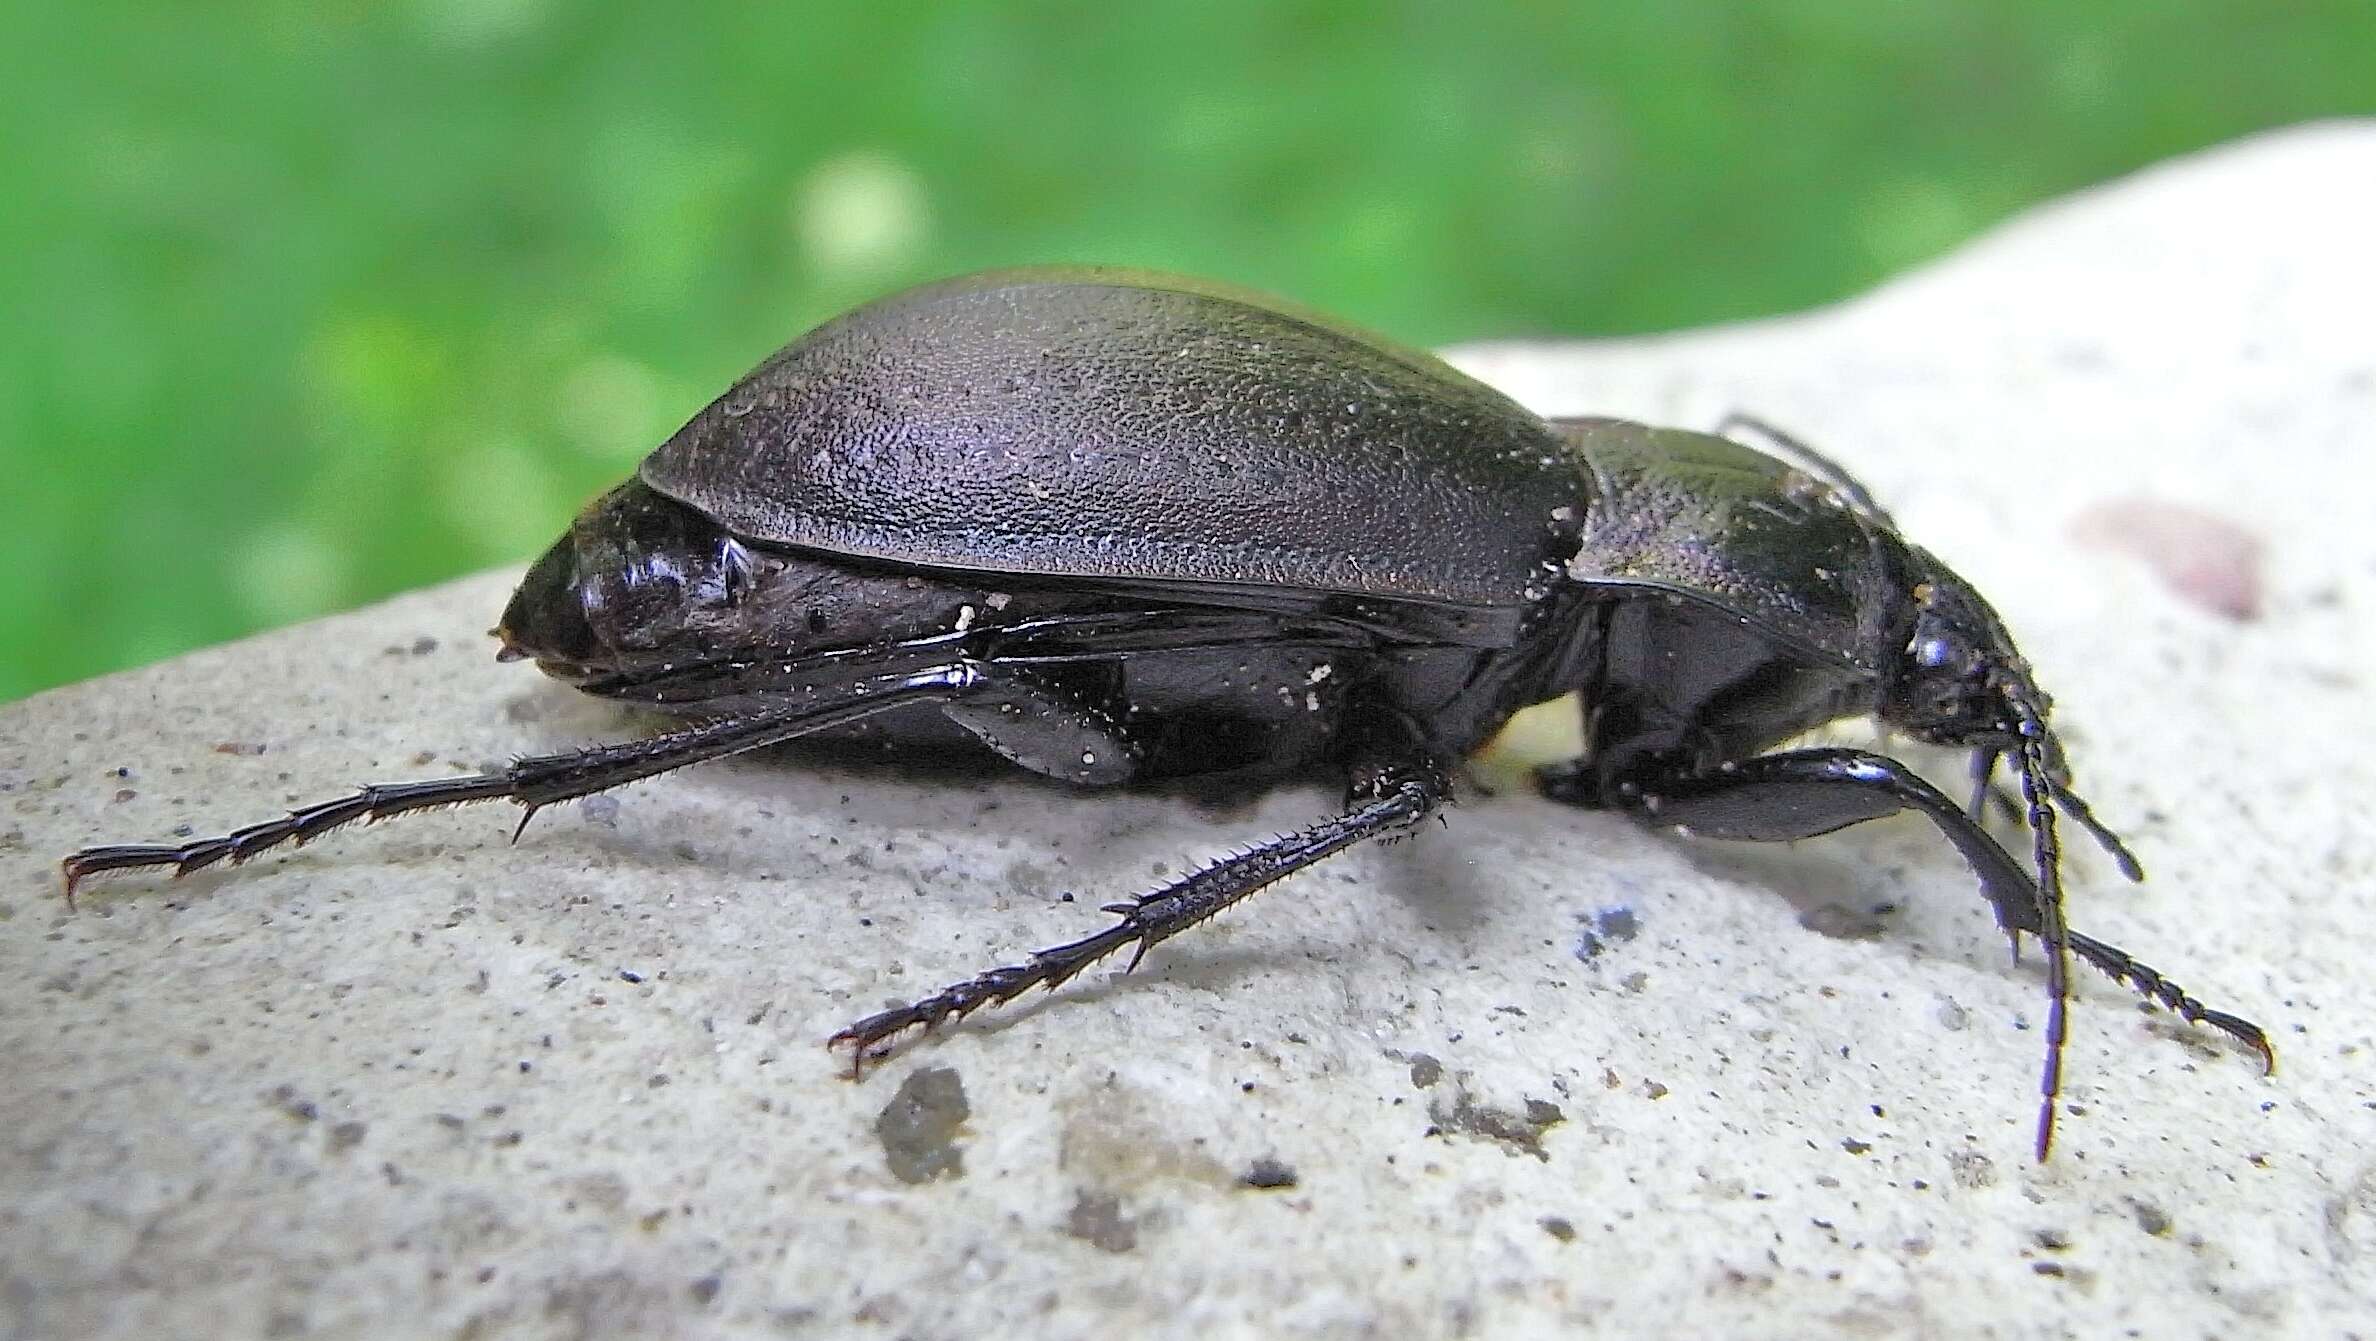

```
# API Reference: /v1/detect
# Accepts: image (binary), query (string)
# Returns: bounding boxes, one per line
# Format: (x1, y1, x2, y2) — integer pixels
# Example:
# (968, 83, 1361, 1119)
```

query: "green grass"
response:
(4, 1, 2371, 700)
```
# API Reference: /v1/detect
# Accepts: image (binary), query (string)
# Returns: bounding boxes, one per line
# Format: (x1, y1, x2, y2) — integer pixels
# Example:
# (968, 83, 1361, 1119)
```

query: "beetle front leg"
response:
(1549, 748, 2042, 920)
(1538, 747, 2273, 1067)
(830, 735, 1450, 1071)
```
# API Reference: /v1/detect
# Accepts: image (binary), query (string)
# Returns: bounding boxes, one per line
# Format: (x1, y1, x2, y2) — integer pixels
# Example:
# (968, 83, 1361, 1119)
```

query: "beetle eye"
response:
(1914, 635, 1957, 669)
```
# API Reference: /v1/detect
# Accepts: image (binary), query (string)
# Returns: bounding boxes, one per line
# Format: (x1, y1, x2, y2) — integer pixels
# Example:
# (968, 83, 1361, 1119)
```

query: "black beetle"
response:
(65, 267, 2270, 1159)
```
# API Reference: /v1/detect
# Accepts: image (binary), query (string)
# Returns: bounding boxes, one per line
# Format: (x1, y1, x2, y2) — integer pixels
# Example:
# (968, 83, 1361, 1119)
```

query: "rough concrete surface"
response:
(5, 123, 2373, 1340)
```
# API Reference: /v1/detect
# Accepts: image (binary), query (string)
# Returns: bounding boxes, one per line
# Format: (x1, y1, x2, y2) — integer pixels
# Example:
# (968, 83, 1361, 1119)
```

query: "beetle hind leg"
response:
(59, 656, 1096, 902)
(831, 739, 1449, 1071)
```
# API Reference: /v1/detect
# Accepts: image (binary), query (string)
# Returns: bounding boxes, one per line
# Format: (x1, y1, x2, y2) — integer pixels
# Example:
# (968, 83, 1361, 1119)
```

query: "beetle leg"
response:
(1966, 746, 2022, 826)
(937, 668, 1143, 785)
(60, 660, 1011, 901)
(1543, 745, 2273, 1104)
(1967, 744, 2146, 883)
(829, 738, 1450, 1072)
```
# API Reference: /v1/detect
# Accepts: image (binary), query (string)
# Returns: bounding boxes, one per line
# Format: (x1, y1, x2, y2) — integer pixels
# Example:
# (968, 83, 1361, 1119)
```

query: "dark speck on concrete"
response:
(328, 1121, 368, 1152)
(1407, 1053, 1443, 1089)
(874, 1066, 970, 1184)
(1240, 1156, 1298, 1189)
(1428, 1080, 1566, 1161)
(1540, 1216, 1576, 1243)
(1573, 905, 1640, 961)
(2128, 1198, 2174, 1237)
(1799, 902, 1887, 940)
(1066, 1190, 1138, 1252)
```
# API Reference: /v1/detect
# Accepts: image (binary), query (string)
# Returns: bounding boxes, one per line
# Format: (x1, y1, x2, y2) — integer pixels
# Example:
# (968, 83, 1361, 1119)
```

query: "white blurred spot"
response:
(556, 354, 664, 462)
(234, 522, 349, 626)
(791, 151, 932, 277)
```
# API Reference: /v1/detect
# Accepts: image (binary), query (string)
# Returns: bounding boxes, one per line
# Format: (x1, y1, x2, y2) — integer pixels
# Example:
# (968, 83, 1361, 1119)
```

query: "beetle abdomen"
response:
(638, 268, 1586, 608)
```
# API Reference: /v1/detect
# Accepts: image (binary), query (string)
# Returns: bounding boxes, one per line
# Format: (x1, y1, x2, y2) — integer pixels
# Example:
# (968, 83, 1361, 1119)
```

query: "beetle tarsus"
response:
(828, 756, 1448, 1073)
(2061, 928, 2276, 1074)
(62, 774, 516, 900)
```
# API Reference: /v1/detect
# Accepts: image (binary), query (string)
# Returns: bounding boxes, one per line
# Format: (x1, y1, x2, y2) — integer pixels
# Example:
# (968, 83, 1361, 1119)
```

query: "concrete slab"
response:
(5, 121, 2372, 1339)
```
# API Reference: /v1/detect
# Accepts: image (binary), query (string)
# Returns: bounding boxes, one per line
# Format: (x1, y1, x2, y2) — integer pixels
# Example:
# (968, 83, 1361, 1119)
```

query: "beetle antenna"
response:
(2012, 707, 2074, 1163)
(1713, 412, 1899, 527)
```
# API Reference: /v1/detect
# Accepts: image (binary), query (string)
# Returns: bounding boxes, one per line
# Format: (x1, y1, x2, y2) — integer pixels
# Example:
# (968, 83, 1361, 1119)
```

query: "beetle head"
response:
(1881, 552, 2140, 882)
(1882, 563, 2043, 747)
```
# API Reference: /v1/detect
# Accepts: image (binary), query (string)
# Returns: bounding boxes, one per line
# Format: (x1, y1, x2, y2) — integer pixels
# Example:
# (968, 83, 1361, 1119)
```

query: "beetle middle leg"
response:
(1966, 744, 2145, 882)
(831, 729, 1450, 1070)
(1541, 746, 2271, 1058)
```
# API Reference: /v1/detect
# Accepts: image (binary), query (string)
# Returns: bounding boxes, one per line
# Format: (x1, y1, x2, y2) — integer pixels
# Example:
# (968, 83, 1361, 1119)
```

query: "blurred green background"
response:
(4, 3, 2371, 701)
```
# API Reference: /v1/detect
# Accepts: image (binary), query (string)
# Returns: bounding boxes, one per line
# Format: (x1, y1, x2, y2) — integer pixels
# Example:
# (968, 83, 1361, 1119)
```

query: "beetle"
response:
(64, 266, 2271, 1159)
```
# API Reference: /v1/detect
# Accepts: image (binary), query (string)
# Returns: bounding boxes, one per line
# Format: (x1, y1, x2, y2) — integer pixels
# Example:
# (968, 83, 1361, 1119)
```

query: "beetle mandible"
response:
(64, 267, 2272, 1159)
